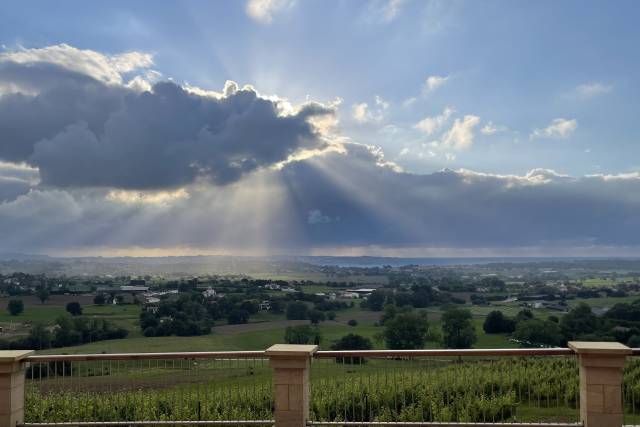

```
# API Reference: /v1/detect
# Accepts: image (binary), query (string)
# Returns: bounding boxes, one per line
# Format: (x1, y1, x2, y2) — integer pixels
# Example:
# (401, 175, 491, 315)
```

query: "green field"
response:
(581, 277, 636, 287)
(249, 273, 389, 284)
(0, 305, 66, 323)
(3, 292, 635, 356)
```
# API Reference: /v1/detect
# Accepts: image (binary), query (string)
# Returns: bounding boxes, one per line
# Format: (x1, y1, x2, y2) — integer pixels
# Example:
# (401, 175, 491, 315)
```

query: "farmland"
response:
(24, 354, 640, 424)
(3, 257, 640, 354)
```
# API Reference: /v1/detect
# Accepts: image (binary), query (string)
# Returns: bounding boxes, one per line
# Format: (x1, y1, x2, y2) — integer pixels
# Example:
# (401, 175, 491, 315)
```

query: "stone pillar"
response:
(266, 344, 317, 427)
(569, 341, 631, 427)
(0, 350, 34, 427)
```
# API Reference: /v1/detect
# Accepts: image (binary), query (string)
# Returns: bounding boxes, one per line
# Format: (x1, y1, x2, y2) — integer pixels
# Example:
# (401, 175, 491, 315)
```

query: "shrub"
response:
(7, 299, 24, 316)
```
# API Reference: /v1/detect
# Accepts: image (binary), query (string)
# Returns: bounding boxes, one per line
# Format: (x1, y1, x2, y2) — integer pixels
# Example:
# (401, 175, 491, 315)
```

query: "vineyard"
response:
(23, 356, 640, 424)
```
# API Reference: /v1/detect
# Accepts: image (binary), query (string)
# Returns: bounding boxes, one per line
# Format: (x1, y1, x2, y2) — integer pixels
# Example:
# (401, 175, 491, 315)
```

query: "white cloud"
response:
(414, 107, 454, 135)
(422, 75, 448, 94)
(402, 97, 417, 108)
(574, 82, 613, 99)
(364, 0, 405, 24)
(531, 118, 577, 140)
(382, 0, 404, 22)
(307, 209, 332, 224)
(0, 44, 154, 86)
(440, 115, 481, 150)
(480, 121, 508, 135)
(352, 103, 369, 123)
(246, 0, 295, 24)
(351, 95, 389, 123)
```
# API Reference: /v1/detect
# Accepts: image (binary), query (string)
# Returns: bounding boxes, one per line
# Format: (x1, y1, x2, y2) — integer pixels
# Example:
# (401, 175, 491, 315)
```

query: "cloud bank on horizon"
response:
(0, 37, 638, 256)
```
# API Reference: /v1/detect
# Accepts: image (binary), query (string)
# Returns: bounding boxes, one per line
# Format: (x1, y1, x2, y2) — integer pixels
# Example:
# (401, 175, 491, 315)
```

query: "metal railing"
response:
(310, 350, 580, 427)
(0, 344, 638, 427)
(23, 351, 273, 426)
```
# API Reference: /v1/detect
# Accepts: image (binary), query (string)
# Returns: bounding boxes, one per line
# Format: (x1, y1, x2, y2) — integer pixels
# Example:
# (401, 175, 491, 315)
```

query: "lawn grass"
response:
(0, 306, 66, 323)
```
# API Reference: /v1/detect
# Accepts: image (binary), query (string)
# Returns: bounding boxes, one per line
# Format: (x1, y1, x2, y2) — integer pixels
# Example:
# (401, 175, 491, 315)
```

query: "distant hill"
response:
(0, 253, 638, 276)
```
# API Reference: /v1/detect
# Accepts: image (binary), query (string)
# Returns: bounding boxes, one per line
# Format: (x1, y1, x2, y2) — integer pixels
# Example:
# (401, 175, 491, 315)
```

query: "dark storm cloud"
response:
(0, 62, 125, 162)
(1, 144, 639, 254)
(0, 162, 38, 202)
(0, 62, 332, 189)
(0, 44, 638, 254)
(280, 145, 640, 249)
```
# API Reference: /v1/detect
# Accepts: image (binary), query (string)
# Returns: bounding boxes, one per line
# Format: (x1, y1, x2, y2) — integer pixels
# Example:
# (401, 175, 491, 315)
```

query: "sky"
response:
(0, 0, 639, 257)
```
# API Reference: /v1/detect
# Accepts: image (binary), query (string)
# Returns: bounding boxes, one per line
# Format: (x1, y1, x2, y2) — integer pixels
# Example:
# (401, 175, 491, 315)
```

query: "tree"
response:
(26, 322, 51, 350)
(478, 277, 507, 292)
(380, 304, 398, 325)
(286, 302, 309, 320)
(483, 310, 515, 334)
(269, 300, 284, 314)
(515, 309, 534, 323)
(366, 290, 386, 311)
(348, 319, 358, 327)
(7, 299, 24, 316)
(513, 319, 562, 347)
(93, 294, 106, 305)
(66, 302, 83, 316)
(331, 333, 372, 364)
(560, 303, 599, 341)
(53, 315, 82, 347)
(309, 309, 326, 325)
(284, 325, 321, 344)
(143, 326, 157, 337)
(240, 300, 259, 314)
(36, 287, 50, 304)
(628, 335, 640, 348)
(442, 307, 477, 349)
(227, 309, 250, 324)
(382, 311, 429, 349)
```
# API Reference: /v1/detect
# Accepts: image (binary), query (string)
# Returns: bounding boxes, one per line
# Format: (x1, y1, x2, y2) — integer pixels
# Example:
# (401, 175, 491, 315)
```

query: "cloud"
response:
(380, 0, 404, 22)
(0, 161, 38, 202)
(531, 118, 577, 140)
(574, 82, 613, 99)
(246, 0, 295, 24)
(0, 44, 638, 256)
(1, 141, 639, 254)
(422, 75, 448, 94)
(480, 121, 508, 135)
(0, 46, 335, 189)
(0, 44, 154, 87)
(307, 209, 331, 224)
(363, 0, 405, 24)
(414, 107, 454, 135)
(402, 97, 417, 108)
(440, 115, 480, 150)
(351, 95, 388, 123)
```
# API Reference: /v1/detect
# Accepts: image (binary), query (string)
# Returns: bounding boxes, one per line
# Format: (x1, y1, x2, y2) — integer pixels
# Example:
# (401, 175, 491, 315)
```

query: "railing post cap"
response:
(265, 344, 318, 357)
(0, 350, 34, 362)
(568, 341, 631, 355)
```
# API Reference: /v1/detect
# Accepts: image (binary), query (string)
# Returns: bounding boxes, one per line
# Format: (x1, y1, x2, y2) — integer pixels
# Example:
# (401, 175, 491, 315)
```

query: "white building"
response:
(202, 287, 217, 298)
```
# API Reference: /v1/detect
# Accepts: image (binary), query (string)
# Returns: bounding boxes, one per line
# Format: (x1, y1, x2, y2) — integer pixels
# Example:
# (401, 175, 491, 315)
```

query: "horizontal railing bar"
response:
(630, 348, 640, 356)
(314, 348, 575, 358)
(25, 351, 266, 362)
(307, 422, 581, 426)
(20, 421, 274, 426)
